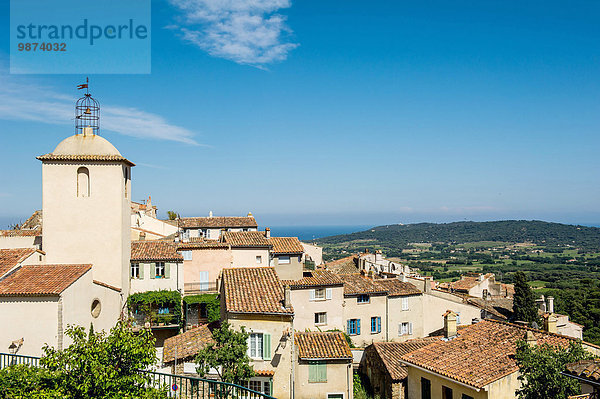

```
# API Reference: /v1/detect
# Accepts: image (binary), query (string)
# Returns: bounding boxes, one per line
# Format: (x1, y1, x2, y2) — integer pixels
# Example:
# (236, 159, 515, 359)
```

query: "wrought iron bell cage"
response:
(75, 93, 100, 134)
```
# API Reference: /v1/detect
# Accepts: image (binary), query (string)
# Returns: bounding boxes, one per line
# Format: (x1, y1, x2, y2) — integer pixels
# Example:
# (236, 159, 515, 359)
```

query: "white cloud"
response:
(169, 0, 298, 66)
(0, 76, 200, 145)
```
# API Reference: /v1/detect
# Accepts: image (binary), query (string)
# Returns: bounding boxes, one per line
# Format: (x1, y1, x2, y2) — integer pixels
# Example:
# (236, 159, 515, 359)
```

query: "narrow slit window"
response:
(77, 167, 90, 197)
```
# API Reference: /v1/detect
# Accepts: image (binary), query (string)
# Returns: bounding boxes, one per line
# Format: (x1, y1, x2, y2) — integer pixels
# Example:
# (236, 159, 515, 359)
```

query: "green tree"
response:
(195, 321, 254, 385)
(513, 271, 539, 324)
(515, 340, 593, 399)
(167, 211, 178, 220)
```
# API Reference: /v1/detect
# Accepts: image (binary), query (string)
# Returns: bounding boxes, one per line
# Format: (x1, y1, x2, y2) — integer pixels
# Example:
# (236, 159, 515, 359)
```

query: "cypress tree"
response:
(513, 271, 539, 324)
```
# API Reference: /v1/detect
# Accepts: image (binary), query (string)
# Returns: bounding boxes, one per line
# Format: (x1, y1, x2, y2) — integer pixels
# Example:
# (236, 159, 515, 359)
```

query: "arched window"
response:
(77, 167, 90, 197)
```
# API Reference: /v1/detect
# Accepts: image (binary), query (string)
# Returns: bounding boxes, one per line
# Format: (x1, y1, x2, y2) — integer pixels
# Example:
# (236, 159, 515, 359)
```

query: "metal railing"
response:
(0, 353, 275, 399)
(184, 282, 218, 294)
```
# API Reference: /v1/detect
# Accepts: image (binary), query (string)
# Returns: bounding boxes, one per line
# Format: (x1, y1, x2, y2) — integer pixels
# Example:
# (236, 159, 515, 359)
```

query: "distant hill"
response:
(316, 220, 600, 254)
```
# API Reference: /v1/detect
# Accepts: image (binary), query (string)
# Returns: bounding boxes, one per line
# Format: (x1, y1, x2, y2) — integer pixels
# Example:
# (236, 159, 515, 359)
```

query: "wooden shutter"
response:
(309, 362, 317, 382)
(377, 317, 381, 333)
(318, 362, 327, 382)
(165, 263, 171, 279)
(139, 263, 144, 279)
(150, 263, 156, 279)
(409, 322, 413, 335)
(357, 319, 361, 335)
(326, 288, 332, 299)
(263, 334, 271, 360)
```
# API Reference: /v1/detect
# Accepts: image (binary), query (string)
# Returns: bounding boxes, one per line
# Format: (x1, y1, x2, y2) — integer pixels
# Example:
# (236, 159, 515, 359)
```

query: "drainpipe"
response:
(290, 314, 295, 399)
(385, 295, 389, 341)
(347, 363, 351, 399)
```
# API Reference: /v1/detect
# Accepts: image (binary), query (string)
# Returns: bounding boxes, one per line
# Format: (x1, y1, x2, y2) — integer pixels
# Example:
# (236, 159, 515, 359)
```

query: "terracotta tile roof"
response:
(0, 229, 41, 237)
(337, 274, 420, 297)
(179, 216, 257, 229)
(450, 274, 493, 292)
(269, 237, 304, 254)
(221, 231, 271, 248)
(131, 241, 183, 261)
(0, 264, 91, 296)
(467, 297, 513, 320)
(21, 210, 42, 229)
(401, 319, 580, 389)
(565, 359, 600, 383)
(177, 238, 230, 250)
(0, 248, 38, 277)
(254, 370, 275, 377)
(37, 154, 135, 166)
(282, 270, 343, 289)
(369, 338, 442, 380)
(324, 255, 359, 274)
(163, 323, 217, 364)
(131, 227, 166, 238)
(93, 280, 122, 292)
(295, 331, 352, 360)
(221, 267, 293, 315)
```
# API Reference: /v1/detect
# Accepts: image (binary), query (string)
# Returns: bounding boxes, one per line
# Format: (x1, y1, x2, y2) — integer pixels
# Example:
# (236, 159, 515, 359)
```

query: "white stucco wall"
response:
(130, 262, 183, 294)
(290, 286, 345, 331)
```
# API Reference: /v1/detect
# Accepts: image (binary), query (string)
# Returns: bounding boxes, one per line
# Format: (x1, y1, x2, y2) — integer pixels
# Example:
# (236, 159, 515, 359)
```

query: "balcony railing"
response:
(184, 282, 218, 294)
(0, 353, 276, 399)
(131, 310, 180, 329)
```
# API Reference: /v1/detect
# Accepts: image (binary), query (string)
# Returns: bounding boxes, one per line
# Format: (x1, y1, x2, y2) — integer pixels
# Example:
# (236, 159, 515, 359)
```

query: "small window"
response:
(456, 312, 461, 325)
(155, 262, 165, 278)
(442, 386, 453, 399)
(315, 288, 326, 300)
(182, 251, 192, 261)
(315, 312, 327, 325)
(256, 255, 262, 264)
(371, 316, 381, 333)
(357, 294, 370, 304)
(347, 319, 361, 335)
(402, 297, 409, 311)
(91, 299, 101, 318)
(205, 229, 211, 239)
(279, 255, 291, 264)
(248, 333, 263, 359)
(421, 378, 431, 399)
(248, 381, 262, 392)
(308, 361, 327, 383)
(399, 322, 412, 336)
(131, 263, 140, 279)
(77, 167, 90, 197)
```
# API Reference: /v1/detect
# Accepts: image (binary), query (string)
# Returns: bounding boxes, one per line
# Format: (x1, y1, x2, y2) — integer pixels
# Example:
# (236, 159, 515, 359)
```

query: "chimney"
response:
(547, 296, 554, 314)
(525, 330, 537, 347)
(398, 273, 407, 283)
(423, 277, 432, 294)
(247, 212, 253, 217)
(443, 311, 457, 338)
(265, 228, 271, 238)
(284, 285, 291, 309)
(209, 211, 213, 217)
(544, 314, 558, 334)
(536, 295, 547, 313)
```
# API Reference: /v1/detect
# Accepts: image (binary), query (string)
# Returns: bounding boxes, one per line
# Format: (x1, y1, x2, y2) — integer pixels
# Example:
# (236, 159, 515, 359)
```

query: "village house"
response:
(179, 213, 258, 241)
(282, 270, 345, 331)
(129, 240, 183, 294)
(220, 267, 294, 399)
(0, 248, 45, 278)
(131, 196, 178, 241)
(0, 228, 42, 250)
(269, 236, 305, 280)
(357, 250, 410, 275)
(360, 337, 441, 399)
(400, 316, 600, 399)
(162, 322, 219, 375)
(537, 295, 583, 339)
(295, 331, 354, 399)
(447, 273, 511, 299)
(564, 359, 600, 398)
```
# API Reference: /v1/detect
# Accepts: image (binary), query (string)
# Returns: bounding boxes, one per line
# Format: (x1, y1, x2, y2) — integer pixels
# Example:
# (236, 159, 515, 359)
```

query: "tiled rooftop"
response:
(323, 255, 359, 274)
(0, 248, 38, 277)
(163, 323, 217, 364)
(177, 238, 230, 250)
(565, 359, 600, 383)
(282, 270, 343, 289)
(37, 154, 135, 166)
(0, 229, 41, 237)
(295, 331, 352, 360)
(450, 273, 493, 292)
(0, 264, 91, 296)
(337, 274, 421, 297)
(179, 216, 257, 229)
(269, 237, 304, 255)
(401, 319, 581, 389)
(131, 241, 183, 261)
(221, 231, 271, 248)
(369, 338, 441, 380)
(221, 267, 293, 315)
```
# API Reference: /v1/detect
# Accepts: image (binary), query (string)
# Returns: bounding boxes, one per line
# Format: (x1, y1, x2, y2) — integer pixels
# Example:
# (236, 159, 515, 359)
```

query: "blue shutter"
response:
(377, 317, 381, 333)
(357, 319, 361, 335)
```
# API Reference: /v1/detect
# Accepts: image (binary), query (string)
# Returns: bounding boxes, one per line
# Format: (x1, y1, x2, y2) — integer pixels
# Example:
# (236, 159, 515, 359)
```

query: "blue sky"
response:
(0, 0, 599, 228)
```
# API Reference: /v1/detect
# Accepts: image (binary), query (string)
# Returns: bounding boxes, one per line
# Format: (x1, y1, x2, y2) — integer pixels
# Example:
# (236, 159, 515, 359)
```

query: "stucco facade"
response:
(130, 262, 183, 294)
(387, 294, 424, 342)
(289, 285, 345, 331)
(344, 294, 388, 347)
(421, 291, 482, 335)
(295, 359, 353, 399)
(272, 254, 303, 281)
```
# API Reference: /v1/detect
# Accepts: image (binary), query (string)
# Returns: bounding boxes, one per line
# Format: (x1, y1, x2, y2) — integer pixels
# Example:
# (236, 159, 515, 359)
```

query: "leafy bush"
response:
(183, 294, 220, 322)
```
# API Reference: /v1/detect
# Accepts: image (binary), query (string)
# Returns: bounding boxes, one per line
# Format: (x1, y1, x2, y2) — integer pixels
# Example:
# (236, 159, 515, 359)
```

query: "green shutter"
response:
(165, 263, 171, 279)
(150, 263, 156, 279)
(263, 334, 271, 360)
(318, 362, 327, 382)
(139, 263, 144, 279)
(308, 362, 317, 382)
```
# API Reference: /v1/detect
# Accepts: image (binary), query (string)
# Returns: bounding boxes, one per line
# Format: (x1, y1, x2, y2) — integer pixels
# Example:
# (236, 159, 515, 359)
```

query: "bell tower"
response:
(38, 81, 133, 297)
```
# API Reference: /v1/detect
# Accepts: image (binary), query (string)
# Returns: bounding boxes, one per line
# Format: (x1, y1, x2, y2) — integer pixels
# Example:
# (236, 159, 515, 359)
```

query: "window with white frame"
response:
(315, 312, 327, 325)
(131, 263, 140, 279)
(399, 322, 413, 336)
(401, 297, 409, 311)
(182, 251, 192, 261)
(256, 255, 262, 264)
(279, 255, 290, 264)
(155, 262, 165, 278)
(205, 229, 211, 239)
(248, 333, 263, 359)
(357, 294, 370, 304)
(315, 288, 325, 299)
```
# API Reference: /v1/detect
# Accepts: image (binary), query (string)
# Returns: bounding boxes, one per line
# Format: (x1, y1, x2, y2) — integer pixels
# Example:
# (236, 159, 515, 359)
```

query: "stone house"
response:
(221, 267, 294, 399)
(130, 240, 183, 294)
(295, 331, 354, 399)
(360, 338, 440, 399)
